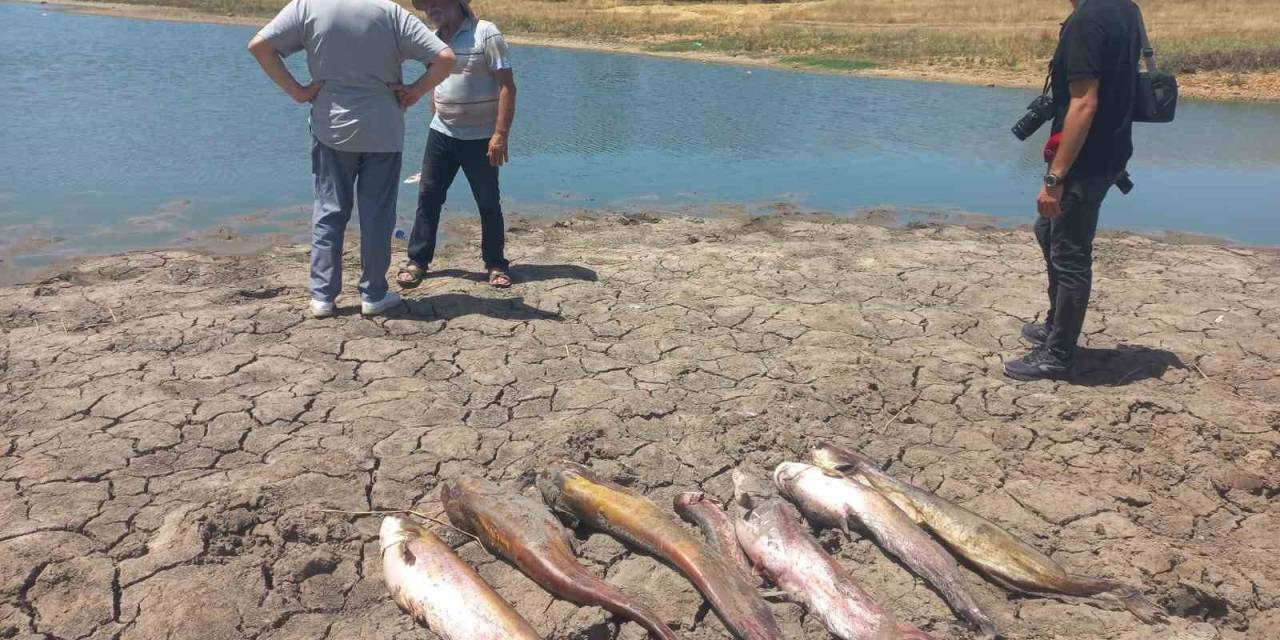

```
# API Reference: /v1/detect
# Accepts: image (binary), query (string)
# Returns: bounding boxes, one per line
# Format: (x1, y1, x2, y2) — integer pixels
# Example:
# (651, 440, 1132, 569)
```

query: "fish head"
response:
(811, 442, 875, 475)
(442, 477, 533, 557)
(536, 461, 594, 519)
(441, 475, 505, 507)
(673, 490, 719, 511)
(380, 514, 418, 550)
(773, 462, 858, 534)
(730, 468, 777, 512)
(379, 515, 440, 567)
(440, 478, 487, 538)
(771, 461, 820, 497)
(440, 479, 464, 513)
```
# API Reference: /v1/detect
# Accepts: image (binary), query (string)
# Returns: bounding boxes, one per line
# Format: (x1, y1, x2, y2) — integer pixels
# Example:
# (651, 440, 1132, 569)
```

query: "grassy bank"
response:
(63, 0, 1280, 99)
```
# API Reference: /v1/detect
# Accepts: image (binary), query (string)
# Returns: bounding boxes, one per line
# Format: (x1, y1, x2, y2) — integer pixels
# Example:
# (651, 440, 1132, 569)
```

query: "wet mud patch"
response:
(0, 215, 1277, 640)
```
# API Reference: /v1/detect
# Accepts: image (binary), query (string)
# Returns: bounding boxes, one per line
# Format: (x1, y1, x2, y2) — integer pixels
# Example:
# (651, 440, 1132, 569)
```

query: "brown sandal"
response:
(487, 268, 512, 288)
(396, 262, 426, 288)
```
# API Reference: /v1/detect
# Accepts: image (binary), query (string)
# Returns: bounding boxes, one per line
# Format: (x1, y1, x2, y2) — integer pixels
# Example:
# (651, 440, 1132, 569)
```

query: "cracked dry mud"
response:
(1, 213, 1277, 640)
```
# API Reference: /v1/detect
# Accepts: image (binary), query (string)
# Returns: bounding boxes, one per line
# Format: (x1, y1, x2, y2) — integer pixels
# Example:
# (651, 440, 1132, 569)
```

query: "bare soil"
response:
(1, 213, 1277, 640)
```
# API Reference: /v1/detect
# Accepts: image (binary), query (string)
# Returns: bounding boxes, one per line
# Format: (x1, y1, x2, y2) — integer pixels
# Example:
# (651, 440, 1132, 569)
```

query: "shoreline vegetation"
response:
(21, 0, 1280, 101)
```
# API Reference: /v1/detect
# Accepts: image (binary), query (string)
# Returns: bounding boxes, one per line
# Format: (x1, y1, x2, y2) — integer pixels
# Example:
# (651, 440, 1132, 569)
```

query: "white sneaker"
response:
(361, 291, 402, 317)
(309, 300, 335, 319)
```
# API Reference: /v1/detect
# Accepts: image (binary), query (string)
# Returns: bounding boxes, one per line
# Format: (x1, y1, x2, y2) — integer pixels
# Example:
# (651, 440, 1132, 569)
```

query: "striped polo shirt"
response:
(430, 19, 512, 140)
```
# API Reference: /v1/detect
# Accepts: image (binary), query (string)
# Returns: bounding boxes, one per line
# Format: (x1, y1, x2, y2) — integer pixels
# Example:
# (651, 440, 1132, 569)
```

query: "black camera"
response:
(1115, 171, 1134, 194)
(1012, 94, 1056, 140)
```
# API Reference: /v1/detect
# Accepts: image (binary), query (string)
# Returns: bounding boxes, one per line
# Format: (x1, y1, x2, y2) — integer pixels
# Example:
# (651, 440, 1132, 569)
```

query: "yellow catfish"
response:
(537, 462, 783, 640)
(812, 443, 1165, 623)
(443, 477, 680, 639)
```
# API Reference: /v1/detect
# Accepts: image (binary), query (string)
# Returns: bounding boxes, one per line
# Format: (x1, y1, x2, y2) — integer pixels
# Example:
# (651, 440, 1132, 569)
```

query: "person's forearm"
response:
(408, 51, 455, 101)
(1049, 97, 1097, 178)
(495, 83, 515, 137)
(248, 37, 303, 98)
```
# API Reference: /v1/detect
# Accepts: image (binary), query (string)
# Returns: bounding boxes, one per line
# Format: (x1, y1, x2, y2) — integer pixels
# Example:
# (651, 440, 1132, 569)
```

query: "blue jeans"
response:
(407, 129, 509, 270)
(310, 139, 402, 304)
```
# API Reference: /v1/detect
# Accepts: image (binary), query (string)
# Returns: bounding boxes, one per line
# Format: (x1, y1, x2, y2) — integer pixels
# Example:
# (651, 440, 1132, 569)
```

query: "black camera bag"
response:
(1134, 7, 1177, 123)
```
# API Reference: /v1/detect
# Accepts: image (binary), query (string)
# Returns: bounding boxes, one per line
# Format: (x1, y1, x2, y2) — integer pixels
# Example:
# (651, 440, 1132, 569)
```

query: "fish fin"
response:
(562, 512, 582, 531)
(1118, 590, 1167, 624)
(839, 510, 854, 537)
(759, 588, 791, 602)
(564, 528, 582, 555)
(894, 624, 936, 640)
(512, 469, 538, 491)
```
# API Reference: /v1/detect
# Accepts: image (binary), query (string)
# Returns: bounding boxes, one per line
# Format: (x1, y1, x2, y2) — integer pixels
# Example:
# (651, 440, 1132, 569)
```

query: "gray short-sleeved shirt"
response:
(257, 0, 449, 153)
(431, 19, 512, 141)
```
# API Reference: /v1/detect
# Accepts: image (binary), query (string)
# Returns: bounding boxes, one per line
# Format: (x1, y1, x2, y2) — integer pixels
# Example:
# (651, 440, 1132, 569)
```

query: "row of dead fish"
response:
(380, 442, 1165, 639)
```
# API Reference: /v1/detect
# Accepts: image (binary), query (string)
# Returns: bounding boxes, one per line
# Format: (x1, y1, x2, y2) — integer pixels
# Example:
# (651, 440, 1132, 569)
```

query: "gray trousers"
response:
(1034, 173, 1111, 358)
(310, 139, 402, 304)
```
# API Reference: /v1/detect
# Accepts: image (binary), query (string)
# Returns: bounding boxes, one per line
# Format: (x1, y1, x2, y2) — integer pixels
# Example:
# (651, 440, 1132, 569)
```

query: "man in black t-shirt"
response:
(1005, 0, 1143, 381)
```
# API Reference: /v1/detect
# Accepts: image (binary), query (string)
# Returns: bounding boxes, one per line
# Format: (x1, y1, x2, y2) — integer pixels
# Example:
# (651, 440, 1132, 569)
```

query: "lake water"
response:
(2, 1, 1279, 268)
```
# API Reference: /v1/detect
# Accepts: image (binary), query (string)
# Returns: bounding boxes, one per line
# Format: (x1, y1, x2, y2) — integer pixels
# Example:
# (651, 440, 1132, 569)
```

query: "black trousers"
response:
(407, 129, 510, 270)
(1034, 173, 1112, 359)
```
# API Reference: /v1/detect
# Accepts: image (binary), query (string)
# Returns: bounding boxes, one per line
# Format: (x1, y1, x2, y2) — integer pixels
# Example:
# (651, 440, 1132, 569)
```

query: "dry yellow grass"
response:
(481, 0, 1280, 72)
(70, 0, 1280, 97)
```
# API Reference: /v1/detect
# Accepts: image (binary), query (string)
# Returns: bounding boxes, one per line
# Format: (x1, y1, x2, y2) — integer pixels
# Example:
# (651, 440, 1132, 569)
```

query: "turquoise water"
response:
(2, 1, 1279, 267)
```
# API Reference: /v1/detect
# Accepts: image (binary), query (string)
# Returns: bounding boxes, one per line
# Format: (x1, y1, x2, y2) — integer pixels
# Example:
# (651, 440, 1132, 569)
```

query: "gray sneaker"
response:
(361, 291, 402, 317)
(1021, 322, 1049, 346)
(1004, 347, 1071, 381)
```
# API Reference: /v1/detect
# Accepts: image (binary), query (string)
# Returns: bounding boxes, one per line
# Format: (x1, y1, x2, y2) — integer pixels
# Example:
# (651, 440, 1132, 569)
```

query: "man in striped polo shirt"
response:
(397, 0, 517, 289)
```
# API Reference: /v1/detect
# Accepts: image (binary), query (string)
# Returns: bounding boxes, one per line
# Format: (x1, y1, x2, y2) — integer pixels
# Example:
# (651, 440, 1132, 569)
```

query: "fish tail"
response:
(595, 593, 681, 640)
(1117, 589, 1167, 624)
(922, 567, 996, 637)
(894, 623, 938, 640)
(1063, 575, 1166, 624)
(684, 556, 783, 639)
(550, 561, 681, 640)
(959, 601, 999, 638)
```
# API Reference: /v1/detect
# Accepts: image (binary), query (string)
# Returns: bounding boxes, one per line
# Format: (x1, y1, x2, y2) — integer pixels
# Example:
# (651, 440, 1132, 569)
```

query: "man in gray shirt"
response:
(248, 0, 454, 318)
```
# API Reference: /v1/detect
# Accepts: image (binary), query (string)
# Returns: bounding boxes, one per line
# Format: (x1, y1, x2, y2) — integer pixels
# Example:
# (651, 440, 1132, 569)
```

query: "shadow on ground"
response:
(1072, 343, 1187, 386)
(428, 263, 598, 284)
(401, 293, 563, 322)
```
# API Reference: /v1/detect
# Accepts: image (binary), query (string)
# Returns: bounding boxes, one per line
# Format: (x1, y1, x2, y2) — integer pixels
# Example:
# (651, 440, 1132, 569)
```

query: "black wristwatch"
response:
(1043, 172, 1063, 188)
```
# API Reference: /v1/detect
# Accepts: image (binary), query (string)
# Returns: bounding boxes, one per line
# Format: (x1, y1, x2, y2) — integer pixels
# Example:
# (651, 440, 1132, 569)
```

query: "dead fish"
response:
(379, 515, 542, 640)
(442, 477, 681, 640)
(775, 462, 999, 638)
(538, 462, 784, 640)
(731, 469, 935, 640)
(674, 491, 753, 578)
(812, 443, 1165, 623)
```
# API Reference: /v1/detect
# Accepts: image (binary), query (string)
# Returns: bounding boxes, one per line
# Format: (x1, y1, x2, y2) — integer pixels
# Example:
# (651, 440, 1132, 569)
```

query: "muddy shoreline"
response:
(17, 0, 1280, 103)
(1, 213, 1277, 639)
(0, 203, 1258, 289)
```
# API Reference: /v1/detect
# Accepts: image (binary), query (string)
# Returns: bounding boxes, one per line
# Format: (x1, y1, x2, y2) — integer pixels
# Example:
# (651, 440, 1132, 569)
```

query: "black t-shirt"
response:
(1050, 0, 1142, 177)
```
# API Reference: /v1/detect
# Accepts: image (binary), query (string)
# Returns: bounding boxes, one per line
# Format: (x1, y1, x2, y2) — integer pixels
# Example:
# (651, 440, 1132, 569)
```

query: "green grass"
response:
(1163, 44, 1280, 74)
(780, 55, 877, 71)
(646, 40, 711, 53)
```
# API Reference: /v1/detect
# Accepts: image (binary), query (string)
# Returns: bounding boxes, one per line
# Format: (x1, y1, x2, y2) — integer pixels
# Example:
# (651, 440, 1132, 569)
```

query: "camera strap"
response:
(1136, 5, 1158, 73)
(1041, 0, 1089, 97)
